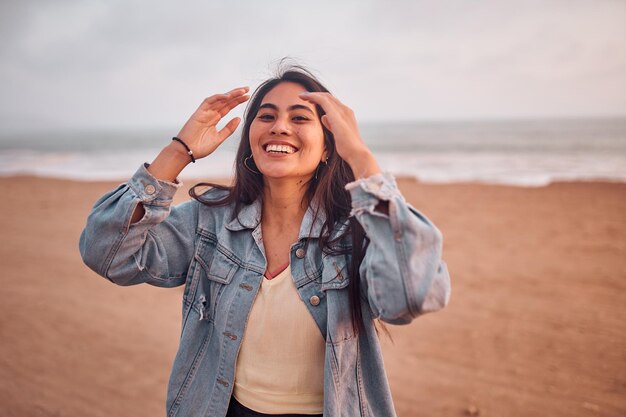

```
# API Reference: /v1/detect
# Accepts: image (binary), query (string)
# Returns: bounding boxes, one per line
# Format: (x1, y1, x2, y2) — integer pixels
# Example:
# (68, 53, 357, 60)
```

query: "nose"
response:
(270, 116, 291, 136)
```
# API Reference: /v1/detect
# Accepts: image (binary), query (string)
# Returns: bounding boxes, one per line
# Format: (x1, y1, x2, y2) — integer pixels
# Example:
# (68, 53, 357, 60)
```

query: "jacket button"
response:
(295, 248, 305, 259)
(144, 184, 156, 195)
(309, 295, 320, 306)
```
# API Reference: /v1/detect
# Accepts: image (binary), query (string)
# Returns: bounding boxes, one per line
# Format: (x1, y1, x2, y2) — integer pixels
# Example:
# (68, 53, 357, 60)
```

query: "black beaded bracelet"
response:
(172, 137, 196, 163)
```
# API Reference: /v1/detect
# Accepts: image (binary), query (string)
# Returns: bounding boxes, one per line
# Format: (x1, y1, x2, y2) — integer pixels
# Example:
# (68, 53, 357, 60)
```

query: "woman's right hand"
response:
(174, 87, 250, 160)
(134, 87, 249, 223)
(142, 87, 249, 188)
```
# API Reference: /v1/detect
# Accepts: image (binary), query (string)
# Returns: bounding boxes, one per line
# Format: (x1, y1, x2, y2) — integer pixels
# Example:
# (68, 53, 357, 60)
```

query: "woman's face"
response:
(249, 81, 326, 182)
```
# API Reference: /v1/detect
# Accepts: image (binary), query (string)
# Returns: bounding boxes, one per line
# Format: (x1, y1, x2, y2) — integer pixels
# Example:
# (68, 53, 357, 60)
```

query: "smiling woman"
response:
(79, 64, 451, 417)
(249, 82, 327, 183)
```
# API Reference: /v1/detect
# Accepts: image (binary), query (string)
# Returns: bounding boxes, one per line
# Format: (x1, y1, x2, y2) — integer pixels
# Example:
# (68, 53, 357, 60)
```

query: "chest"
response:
(183, 226, 356, 343)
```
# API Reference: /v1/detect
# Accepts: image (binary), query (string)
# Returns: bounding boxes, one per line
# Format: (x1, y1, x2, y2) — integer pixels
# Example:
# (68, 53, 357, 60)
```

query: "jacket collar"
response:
(225, 198, 327, 239)
(224, 199, 261, 231)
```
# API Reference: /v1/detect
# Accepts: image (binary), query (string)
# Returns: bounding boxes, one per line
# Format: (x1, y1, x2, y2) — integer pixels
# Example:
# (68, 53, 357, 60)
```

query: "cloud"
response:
(1, 0, 625, 131)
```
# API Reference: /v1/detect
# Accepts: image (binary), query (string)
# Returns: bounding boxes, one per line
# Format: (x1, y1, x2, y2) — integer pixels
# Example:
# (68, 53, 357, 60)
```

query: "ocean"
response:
(1, 118, 625, 187)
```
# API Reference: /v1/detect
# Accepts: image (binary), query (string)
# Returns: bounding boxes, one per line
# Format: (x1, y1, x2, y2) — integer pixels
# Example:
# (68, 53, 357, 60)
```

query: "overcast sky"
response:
(1, 0, 625, 131)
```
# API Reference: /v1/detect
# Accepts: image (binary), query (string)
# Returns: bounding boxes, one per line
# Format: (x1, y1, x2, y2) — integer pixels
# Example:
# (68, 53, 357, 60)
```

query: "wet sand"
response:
(0, 176, 624, 416)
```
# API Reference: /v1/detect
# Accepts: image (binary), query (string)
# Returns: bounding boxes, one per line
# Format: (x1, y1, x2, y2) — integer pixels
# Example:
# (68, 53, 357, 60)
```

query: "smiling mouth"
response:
(264, 144, 297, 154)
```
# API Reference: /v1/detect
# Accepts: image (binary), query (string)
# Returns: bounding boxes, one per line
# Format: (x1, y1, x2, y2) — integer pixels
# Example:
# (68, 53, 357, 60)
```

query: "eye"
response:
(292, 115, 311, 122)
(257, 113, 274, 121)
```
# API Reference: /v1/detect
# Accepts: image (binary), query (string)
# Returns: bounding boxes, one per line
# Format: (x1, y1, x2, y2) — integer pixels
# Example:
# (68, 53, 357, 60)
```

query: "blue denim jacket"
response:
(79, 163, 451, 417)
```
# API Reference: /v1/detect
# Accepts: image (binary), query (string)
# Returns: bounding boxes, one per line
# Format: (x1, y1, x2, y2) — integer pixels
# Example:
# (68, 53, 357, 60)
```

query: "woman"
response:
(80, 66, 451, 417)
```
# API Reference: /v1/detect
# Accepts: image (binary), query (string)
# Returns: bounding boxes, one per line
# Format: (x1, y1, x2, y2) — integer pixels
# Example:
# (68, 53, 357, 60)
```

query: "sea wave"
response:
(1, 148, 625, 187)
(375, 152, 626, 186)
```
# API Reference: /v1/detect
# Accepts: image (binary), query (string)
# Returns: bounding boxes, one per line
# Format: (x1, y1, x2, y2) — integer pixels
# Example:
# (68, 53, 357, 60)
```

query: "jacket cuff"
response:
(128, 163, 182, 206)
(345, 172, 403, 216)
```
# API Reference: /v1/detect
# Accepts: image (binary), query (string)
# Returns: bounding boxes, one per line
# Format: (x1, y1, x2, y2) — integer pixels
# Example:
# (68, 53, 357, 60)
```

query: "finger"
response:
(300, 91, 343, 104)
(217, 117, 242, 142)
(305, 92, 350, 113)
(321, 114, 331, 131)
(200, 87, 249, 110)
(200, 94, 229, 110)
(299, 92, 342, 114)
(299, 91, 332, 105)
(217, 94, 250, 117)
(304, 92, 355, 121)
(224, 86, 250, 98)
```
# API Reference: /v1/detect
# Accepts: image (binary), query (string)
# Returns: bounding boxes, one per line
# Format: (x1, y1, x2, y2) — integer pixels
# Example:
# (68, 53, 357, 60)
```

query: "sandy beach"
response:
(0, 176, 624, 417)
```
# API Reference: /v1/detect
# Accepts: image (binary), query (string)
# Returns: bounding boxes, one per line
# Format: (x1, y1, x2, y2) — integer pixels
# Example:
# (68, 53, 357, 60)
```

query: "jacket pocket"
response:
(187, 242, 238, 322)
(195, 247, 238, 284)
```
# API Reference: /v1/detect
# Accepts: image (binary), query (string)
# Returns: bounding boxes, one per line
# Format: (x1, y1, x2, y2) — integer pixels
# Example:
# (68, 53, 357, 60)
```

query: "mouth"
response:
(263, 143, 298, 154)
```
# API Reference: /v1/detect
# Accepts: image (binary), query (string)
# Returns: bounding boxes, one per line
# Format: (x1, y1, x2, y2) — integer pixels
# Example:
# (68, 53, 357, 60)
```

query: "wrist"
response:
(171, 136, 196, 163)
(345, 148, 381, 179)
(146, 143, 190, 183)
(168, 139, 195, 163)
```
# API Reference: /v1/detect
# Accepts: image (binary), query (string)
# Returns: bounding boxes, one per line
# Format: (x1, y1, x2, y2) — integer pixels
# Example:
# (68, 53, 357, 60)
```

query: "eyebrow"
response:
(259, 103, 315, 114)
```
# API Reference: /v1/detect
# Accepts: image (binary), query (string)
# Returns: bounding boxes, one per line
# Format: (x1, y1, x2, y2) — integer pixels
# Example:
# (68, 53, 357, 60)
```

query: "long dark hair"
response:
(190, 66, 369, 334)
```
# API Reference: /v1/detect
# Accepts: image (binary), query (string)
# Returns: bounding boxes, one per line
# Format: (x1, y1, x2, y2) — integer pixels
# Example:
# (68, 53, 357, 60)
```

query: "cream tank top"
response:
(233, 265, 326, 414)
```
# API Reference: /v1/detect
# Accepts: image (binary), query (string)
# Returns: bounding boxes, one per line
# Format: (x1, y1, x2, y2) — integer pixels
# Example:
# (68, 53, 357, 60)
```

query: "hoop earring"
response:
(244, 154, 261, 175)
(314, 161, 326, 181)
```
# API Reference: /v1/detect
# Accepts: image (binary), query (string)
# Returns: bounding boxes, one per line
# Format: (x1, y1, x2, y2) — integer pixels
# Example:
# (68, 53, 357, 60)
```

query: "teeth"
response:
(265, 144, 296, 154)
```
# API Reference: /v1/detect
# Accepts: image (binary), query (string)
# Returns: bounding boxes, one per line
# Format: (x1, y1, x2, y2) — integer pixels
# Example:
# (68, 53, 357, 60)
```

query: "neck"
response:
(261, 177, 310, 231)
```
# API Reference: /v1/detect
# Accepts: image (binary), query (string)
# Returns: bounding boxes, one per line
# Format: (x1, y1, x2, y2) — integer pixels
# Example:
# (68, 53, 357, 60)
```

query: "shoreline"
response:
(2, 173, 626, 188)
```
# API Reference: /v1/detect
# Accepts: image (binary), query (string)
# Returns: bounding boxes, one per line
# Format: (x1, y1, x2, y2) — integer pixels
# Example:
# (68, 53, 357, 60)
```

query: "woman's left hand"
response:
(299, 92, 381, 178)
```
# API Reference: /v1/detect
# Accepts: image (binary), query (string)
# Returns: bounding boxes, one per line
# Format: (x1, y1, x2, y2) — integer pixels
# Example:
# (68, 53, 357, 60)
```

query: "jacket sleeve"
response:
(79, 163, 198, 287)
(346, 173, 451, 325)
